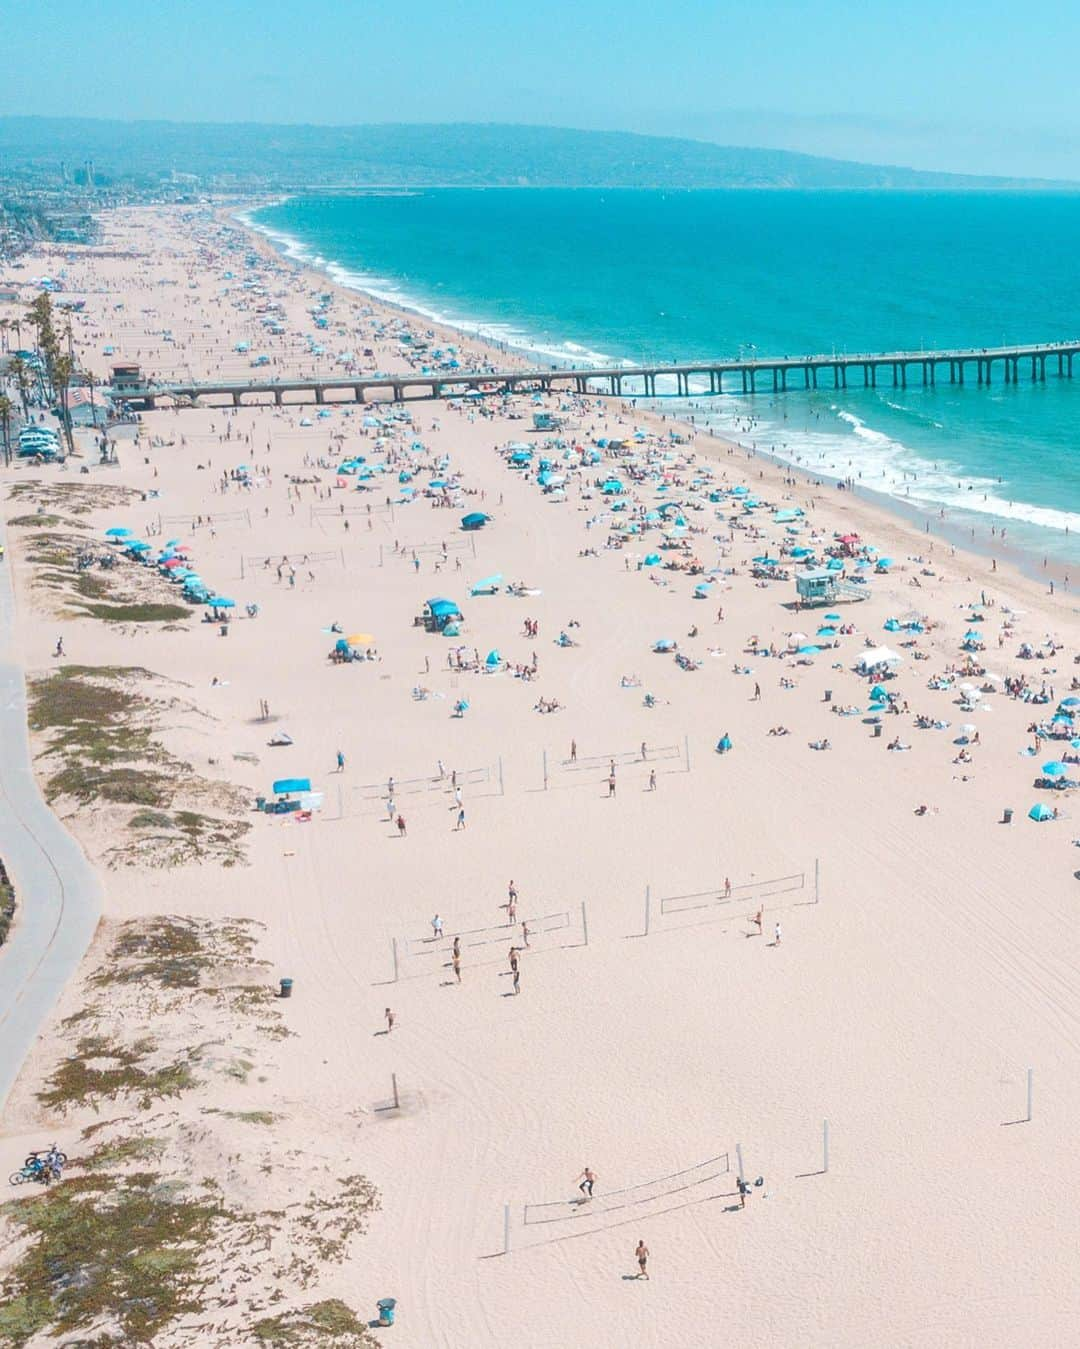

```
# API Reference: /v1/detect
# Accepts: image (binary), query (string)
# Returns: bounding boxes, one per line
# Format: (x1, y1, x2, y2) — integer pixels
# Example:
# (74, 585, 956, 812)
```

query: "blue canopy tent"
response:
(1029, 803, 1056, 821)
(461, 512, 490, 531)
(425, 597, 463, 632)
(272, 777, 311, 796)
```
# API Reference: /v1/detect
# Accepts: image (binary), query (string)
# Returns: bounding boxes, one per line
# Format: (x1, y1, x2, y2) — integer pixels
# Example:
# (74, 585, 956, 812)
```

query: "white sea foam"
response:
(683, 396, 1080, 535)
(240, 208, 1080, 540)
(241, 210, 617, 371)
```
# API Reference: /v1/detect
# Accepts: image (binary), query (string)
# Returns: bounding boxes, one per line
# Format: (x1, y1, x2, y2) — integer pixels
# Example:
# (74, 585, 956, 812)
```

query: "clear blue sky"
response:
(5, 0, 1079, 178)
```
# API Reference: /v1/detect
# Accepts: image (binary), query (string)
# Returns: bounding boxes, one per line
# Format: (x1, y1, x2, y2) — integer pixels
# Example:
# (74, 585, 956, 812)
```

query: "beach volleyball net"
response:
(542, 736, 690, 789)
(239, 549, 344, 579)
(379, 537, 476, 564)
(644, 862, 820, 935)
(310, 502, 395, 530)
(390, 901, 587, 981)
(522, 1152, 730, 1227)
(158, 508, 251, 530)
(339, 761, 503, 817)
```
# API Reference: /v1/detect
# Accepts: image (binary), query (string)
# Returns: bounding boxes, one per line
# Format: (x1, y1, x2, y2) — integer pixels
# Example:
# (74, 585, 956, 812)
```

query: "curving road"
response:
(0, 521, 102, 1113)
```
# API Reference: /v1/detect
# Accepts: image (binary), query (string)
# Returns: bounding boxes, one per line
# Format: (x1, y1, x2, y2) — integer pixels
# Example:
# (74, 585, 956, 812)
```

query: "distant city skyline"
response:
(5, 0, 1080, 180)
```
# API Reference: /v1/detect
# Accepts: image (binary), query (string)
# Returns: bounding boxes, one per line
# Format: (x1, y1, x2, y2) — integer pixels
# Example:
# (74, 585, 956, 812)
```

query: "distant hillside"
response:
(0, 118, 1071, 191)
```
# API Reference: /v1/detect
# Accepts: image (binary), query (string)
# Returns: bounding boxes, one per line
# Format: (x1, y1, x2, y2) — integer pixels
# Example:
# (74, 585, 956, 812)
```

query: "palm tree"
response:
(52, 353, 77, 459)
(27, 293, 58, 398)
(0, 319, 9, 353)
(9, 356, 31, 417)
(0, 394, 11, 466)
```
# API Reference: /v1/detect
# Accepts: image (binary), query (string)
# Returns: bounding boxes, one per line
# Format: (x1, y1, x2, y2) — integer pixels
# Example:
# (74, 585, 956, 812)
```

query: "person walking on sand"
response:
(570, 739, 577, 763)
(774, 921, 782, 946)
(648, 769, 657, 792)
(386, 796, 396, 823)
(512, 967, 520, 995)
(432, 914, 444, 940)
(396, 814, 407, 837)
(455, 806, 466, 831)
(521, 921, 530, 947)
(635, 1240, 650, 1279)
(509, 945, 519, 974)
(608, 772, 616, 798)
(507, 897, 517, 925)
(452, 950, 461, 983)
(751, 908, 763, 935)
(508, 878, 518, 904)
(384, 1007, 395, 1033)
(452, 935, 461, 961)
(336, 749, 345, 773)
(577, 1167, 597, 1199)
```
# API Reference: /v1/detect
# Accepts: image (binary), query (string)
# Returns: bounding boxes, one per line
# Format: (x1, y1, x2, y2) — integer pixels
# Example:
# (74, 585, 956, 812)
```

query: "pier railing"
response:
(109, 338, 1080, 409)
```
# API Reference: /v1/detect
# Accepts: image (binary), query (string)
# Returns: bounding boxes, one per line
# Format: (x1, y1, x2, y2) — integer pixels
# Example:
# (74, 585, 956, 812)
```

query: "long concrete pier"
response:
(111, 339, 1080, 410)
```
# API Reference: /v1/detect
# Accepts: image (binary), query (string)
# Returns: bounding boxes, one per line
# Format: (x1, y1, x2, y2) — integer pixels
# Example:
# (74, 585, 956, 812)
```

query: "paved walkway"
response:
(0, 523, 101, 1113)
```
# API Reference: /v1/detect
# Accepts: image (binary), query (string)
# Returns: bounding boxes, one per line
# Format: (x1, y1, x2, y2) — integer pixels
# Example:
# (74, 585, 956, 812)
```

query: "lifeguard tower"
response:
(795, 568, 868, 607)
(110, 363, 146, 398)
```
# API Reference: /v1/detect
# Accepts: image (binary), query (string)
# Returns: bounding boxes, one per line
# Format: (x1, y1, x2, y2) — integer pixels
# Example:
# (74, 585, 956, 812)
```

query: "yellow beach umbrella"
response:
(346, 632, 375, 644)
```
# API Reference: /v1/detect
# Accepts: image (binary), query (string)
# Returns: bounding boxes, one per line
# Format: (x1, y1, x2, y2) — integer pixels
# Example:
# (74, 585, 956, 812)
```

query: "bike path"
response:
(0, 520, 102, 1113)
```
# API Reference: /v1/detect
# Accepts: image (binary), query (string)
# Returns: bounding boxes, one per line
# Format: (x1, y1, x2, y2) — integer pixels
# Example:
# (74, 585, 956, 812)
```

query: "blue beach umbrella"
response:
(105, 526, 132, 537)
(1042, 760, 1068, 777)
(210, 597, 236, 608)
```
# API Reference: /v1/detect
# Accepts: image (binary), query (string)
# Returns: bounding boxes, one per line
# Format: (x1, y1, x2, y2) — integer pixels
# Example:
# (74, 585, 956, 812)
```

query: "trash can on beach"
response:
(377, 1298, 397, 1326)
(873, 723, 882, 738)
(824, 690, 832, 703)
(279, 978, 293, 999)
(1003, 807, 1014, 824)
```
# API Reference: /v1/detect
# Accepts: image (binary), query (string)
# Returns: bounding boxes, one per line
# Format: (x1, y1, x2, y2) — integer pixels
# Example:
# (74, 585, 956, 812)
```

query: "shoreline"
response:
(238, 202, 1073, 609)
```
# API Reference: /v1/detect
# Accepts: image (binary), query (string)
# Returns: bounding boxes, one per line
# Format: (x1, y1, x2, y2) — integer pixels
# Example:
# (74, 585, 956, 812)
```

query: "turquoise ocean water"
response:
(248, 190, 1080, 566)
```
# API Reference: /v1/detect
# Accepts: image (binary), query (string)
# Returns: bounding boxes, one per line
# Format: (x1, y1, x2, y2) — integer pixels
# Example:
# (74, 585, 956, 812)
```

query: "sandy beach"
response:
(3, 204, 1080, 1347)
